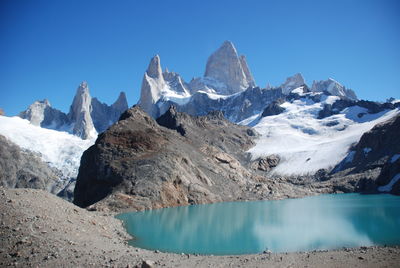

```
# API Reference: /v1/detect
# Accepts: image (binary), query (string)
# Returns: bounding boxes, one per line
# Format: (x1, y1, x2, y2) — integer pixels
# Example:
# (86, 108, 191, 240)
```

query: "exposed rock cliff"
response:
(0, 135, 61, 193)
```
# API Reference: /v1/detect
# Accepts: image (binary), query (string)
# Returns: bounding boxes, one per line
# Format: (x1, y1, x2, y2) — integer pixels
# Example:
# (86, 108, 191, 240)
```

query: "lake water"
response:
(116, 194, 400, 255)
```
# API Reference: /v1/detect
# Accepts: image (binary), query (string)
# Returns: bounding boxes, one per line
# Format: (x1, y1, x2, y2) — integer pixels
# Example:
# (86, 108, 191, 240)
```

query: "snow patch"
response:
(197, 90, 232, 100)
(0, 116, 94, 180)
(291, 86, 304, 95)
(159, 85, 191, 105)
(378, 173, 400, 192)
(323, 95, 340, 105)
(247, 98, 399, 175)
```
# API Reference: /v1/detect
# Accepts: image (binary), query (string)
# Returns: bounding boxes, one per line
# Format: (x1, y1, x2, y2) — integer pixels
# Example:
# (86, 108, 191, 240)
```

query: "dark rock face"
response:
(156, 106, 187, 136)
(261, 99, 285, 117)
(73, 106, 257, 211)
(252, 155, 280, 171)
(332, 114, 400, 194)
(318, 99, 396, 119)
(0, 135, 60, 192)
(158, 86, 283, 123)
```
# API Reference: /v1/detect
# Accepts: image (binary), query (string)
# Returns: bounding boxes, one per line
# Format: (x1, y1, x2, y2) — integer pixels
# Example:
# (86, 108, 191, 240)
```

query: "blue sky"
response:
(1, 0, 399, 115)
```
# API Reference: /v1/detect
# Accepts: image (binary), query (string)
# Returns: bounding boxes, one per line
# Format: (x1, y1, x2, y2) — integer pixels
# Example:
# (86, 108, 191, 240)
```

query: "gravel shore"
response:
(1, 187, 399, 268)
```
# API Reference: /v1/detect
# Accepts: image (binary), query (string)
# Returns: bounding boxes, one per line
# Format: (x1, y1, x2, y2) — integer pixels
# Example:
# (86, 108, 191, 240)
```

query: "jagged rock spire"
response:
(280, 73, 306, 94)
(68, 81, 97, 140)
(146, 54, 163, 80)
(138, 55, 168, 118)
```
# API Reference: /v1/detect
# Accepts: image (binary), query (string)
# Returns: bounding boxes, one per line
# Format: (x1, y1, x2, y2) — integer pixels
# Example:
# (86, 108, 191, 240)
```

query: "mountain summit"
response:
(204, 40, 255, 94)
(138, 41, 257, 118)
(68, 81, 97, 140)
(138, 55, 168, 118)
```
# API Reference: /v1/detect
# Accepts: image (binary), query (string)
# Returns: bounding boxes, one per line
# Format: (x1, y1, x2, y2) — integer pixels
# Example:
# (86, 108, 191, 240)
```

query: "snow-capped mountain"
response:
(135, 40, 399, 177)
(19, 81, 128, 140)
(138, 41, 359, 121)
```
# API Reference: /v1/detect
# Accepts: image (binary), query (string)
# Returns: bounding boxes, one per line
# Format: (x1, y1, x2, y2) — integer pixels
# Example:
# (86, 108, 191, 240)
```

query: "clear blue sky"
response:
(1, 0, 399, 115)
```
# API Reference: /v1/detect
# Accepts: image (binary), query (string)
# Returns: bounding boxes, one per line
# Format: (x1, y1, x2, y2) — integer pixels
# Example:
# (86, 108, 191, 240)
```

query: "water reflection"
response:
(117, 194, 400, 255)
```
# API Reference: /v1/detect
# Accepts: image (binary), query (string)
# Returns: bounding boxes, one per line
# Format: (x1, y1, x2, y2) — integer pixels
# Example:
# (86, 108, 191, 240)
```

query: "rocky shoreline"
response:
(1, 187, 399, 268)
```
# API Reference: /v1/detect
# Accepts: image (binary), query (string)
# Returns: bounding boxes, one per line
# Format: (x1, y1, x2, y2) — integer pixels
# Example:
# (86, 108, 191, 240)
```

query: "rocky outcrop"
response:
(280, 73, 306, 95)
(311, 78, 357, 100)
(19, 99, 69, 129)
(261, 99, 285, 117)
(73, 106, 259, 211)
(204, 41, 255, 95)
(252, 155, 280, 171)
(0, 135, 61, 193)
(332, 114, 400, 194)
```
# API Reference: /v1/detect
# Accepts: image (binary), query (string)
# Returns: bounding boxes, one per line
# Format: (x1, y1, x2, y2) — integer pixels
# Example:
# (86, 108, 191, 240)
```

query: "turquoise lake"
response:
(116, 194, 400, 255)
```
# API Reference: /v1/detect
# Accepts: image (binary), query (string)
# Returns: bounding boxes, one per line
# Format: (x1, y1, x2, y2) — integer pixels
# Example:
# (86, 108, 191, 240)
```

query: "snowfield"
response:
(0, 116, 95, 180)
(247, 94, 400, 176)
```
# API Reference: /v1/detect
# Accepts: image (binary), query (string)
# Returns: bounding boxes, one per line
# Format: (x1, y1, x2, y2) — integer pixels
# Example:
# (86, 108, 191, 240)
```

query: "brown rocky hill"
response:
(73, 106, 266, 211)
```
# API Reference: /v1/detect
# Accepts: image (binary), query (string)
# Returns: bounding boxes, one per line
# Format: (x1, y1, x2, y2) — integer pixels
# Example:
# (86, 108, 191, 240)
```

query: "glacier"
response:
(0, 115, 94, 181)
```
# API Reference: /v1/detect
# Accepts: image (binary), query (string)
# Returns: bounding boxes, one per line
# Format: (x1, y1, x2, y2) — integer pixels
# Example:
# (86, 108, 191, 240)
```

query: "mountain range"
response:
(19, 81, 128, 140)
(0, 41, 399, 206)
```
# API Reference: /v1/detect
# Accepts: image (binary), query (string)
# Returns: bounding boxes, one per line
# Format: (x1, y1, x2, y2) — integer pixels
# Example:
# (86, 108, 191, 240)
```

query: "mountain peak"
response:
(68, 82, 97, 139)
(111, 91, 128, 111)
(220, 40, 237, 53)
(204, 41, 254, 94)
(311, 78, 357, 100)
(281, 73, 306, 94)
(138, 55, 167, 118)
(79, 81, 88, 89)
(146, 54, 163, 79)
